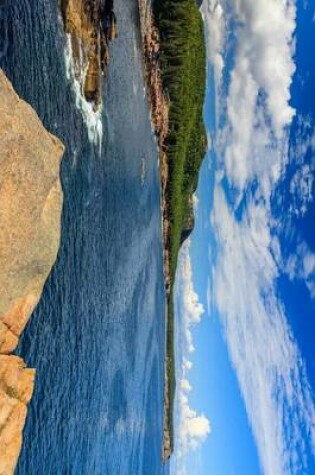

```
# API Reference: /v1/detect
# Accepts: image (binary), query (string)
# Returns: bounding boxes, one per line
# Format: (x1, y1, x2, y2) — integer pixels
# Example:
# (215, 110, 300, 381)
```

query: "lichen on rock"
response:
(0, 69, 64, 474)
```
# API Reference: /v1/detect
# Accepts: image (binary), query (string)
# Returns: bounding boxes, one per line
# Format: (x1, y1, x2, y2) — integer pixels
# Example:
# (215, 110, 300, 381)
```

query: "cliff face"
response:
(0, 70, 64, 474)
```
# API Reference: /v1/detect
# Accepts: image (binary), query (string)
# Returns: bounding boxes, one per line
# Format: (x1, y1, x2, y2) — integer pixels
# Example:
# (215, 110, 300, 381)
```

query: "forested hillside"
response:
(154, 0, 207, 453)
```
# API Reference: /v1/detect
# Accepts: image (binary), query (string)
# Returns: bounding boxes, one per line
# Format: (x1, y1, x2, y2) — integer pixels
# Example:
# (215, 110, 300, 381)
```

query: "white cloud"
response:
(232, 0, 296, 135)
(201, 0, 226, 86)
(192, 193, 200, 211)
(181, 378, 192, 392)
(172, 242, 210, 474)
(287, 120, 315, 217)
(285, 241, 315, 299)
(292, 115, 315, 163)
(211, 187, 315, 475)
(177, 242, 205, 354)
(183, 358, 193, 372)
(178, 391, 210, 454)
(206, 0, 296, 194)
(289, 164, 314, 216)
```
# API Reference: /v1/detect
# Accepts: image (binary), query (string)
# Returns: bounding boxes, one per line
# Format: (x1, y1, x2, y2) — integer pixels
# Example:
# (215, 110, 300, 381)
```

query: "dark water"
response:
(0, 1, 167, 474)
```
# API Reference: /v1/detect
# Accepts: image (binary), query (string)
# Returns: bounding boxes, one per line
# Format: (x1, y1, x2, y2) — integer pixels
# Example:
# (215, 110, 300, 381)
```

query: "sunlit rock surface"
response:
(0, 69, 63, 474)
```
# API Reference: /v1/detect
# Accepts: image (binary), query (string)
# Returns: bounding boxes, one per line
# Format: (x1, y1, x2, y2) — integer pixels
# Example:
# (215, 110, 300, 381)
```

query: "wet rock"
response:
(59, 0, 117, 107)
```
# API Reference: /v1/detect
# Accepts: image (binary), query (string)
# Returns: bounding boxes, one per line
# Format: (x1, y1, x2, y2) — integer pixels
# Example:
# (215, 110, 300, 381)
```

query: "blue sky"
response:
(172, 1, 315, 474)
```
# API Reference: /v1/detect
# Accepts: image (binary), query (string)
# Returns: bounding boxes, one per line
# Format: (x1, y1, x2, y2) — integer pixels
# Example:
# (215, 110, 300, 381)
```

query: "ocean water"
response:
(0, 1, 167, 474)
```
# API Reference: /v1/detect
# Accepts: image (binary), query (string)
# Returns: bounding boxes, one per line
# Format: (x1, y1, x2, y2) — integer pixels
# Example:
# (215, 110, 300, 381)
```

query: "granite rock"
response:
(0, 69, 64, 474)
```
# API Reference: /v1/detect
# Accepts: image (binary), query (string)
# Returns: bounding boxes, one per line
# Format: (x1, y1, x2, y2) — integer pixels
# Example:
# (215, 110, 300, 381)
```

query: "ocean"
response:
(0, 0, 167, 474)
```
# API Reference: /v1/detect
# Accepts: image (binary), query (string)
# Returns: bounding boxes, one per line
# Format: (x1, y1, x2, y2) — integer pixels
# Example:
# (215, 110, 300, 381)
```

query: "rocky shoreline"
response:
(59, 0, 117, 108)
(138, 0, 173, 462)
(0, 70, 64, 474)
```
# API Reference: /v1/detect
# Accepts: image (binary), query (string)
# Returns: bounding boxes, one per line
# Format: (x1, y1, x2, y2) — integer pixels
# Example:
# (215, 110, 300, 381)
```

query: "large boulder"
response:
(0, 69, 64, 474)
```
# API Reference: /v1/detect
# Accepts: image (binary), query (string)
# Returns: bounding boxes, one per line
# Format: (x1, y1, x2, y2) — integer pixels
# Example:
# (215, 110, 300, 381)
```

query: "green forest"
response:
(154, 0, 207, 453)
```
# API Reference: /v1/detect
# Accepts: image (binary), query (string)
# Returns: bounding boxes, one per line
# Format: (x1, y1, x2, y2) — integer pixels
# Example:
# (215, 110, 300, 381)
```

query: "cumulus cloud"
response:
(172, 242, 210, 474)
(178, 242, 205, 354)
(201, 0, 226, 86)
(206, 0, 296, 193)
(178, 390, 210, 454)
(232, 0, 296, 135)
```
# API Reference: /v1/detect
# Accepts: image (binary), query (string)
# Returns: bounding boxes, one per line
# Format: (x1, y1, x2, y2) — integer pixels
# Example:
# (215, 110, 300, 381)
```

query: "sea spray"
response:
(64, 35, 103, 150)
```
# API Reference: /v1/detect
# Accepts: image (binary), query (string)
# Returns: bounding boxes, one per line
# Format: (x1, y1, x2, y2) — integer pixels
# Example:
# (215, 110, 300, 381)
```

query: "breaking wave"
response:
(64, 35, 103, 149)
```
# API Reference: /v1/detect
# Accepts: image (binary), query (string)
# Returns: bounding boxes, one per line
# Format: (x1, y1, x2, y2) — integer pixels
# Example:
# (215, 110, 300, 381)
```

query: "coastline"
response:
(138, 0, 207, 462)
(138, 0, 173, 461)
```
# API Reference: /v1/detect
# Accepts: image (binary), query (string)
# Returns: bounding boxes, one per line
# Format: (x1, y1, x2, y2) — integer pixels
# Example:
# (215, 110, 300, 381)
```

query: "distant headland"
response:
(138, 0, 207, 461)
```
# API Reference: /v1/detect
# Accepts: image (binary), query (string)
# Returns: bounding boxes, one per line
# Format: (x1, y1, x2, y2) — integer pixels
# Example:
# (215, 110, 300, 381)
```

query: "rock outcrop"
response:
(0, 70, 64, 474)
(59, 0, 117, 108)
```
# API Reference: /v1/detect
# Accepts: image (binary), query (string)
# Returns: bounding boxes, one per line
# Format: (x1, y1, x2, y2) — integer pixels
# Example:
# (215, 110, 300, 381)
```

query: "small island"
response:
(139, 0, 207, 460)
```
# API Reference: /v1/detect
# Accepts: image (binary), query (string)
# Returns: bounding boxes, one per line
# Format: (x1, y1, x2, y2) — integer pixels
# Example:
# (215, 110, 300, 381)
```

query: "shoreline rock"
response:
(0, 69, 64, 474)
(138, 1, 172, 462)
(59, 0, 117, 108)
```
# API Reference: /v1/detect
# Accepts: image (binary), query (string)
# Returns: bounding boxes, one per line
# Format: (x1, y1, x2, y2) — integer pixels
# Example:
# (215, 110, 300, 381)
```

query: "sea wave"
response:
(64, 35, 103, 150)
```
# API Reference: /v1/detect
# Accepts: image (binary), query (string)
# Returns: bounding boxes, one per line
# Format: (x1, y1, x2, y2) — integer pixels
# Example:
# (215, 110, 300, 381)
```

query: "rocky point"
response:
(0, 70, 64, 475)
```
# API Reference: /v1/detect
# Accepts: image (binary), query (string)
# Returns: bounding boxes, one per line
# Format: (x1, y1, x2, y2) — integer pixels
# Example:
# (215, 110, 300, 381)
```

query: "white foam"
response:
(64, 35, 103, 150)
